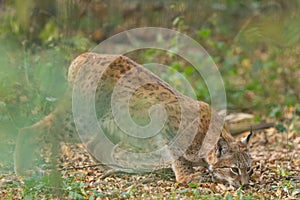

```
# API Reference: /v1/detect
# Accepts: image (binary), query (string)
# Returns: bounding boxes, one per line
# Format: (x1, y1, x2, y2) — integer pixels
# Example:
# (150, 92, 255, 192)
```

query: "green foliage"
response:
(64, 176, 88, 199)
(2, 1, 298, 117)
(1, 1, 300, 198)
(275, 124, 287, 133)
(226, 193, 233, 200)
(39, 19, 59, 44)
(197, 28, 212, 39)
(0, 42, 68, 126)
(22, 172, 64, 199)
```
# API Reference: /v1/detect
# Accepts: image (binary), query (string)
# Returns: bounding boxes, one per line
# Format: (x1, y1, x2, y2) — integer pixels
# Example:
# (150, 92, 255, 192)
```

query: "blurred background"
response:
(0, 0, 299, 178)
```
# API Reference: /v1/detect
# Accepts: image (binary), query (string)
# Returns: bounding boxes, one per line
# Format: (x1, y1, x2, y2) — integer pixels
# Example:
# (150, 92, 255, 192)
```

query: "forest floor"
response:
(1, 127, 299, 199)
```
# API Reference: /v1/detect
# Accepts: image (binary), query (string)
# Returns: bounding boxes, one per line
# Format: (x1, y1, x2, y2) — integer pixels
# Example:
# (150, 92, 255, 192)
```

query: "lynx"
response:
(14, 53, 252, 187)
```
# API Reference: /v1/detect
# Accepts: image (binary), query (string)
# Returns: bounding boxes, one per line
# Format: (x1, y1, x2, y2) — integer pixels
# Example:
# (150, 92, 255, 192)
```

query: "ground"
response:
(0, 126, 299, 199)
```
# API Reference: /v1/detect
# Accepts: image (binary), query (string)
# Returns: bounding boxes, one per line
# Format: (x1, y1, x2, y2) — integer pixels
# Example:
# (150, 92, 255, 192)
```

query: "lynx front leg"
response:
(172, 156, 195, 184)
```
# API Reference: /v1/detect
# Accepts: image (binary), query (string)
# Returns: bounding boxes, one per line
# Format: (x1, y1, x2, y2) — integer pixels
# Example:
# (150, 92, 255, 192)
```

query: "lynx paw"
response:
(176, 173, 202, 185)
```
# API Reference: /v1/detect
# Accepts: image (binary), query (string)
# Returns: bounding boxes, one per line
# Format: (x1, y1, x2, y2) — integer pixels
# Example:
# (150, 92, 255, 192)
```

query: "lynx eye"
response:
(230, 167, 239, 175)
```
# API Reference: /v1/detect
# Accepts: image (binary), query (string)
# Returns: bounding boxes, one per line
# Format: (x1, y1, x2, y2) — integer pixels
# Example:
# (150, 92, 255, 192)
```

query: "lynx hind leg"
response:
(14, 126, 44, 176)
(14, 113, 55, 176)
(172, 156, 195, 184)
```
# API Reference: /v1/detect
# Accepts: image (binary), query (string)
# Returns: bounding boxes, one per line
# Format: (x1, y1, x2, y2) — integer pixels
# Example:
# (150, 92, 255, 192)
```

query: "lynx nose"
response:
(240, 175, 249, 187)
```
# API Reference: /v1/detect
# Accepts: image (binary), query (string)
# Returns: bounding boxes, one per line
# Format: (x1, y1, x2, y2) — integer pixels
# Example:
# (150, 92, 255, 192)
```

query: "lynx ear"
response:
(241, 128, 253, 145)
(216, 138, 228, 158)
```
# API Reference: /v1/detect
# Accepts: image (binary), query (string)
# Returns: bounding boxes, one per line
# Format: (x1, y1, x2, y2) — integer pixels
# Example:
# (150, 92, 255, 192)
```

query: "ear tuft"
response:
(216, 138, 228, 158)
(241, 127, 253, 145)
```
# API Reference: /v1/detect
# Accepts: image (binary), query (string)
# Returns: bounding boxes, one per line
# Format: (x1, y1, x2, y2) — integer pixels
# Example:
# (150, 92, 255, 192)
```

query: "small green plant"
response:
(22, 172, 64, 198)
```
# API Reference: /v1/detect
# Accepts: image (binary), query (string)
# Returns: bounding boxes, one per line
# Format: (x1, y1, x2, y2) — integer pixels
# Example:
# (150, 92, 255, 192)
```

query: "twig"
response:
(59, 163, 107, 171)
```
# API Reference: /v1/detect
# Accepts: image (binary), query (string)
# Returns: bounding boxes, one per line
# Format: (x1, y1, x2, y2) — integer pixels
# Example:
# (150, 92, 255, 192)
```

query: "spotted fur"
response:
(14, 53, 252, 187)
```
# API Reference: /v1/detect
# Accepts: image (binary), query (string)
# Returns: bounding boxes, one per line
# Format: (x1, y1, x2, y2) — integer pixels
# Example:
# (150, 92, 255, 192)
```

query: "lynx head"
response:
(206, 129, 253, 188)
